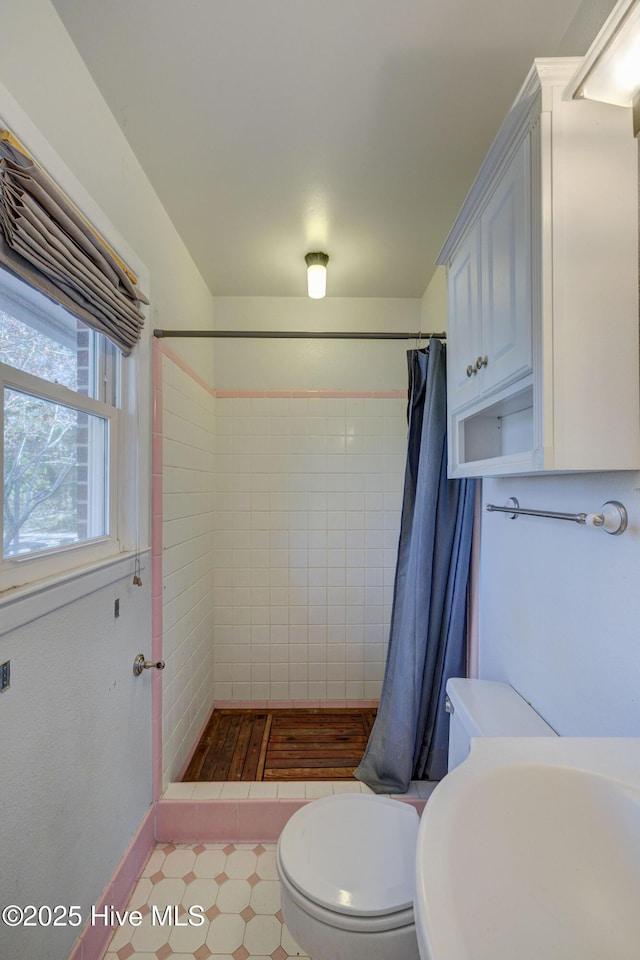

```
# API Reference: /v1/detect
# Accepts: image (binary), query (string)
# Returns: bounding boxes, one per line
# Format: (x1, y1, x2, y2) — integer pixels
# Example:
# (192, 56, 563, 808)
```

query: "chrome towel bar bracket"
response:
(485, 498, 628, 535)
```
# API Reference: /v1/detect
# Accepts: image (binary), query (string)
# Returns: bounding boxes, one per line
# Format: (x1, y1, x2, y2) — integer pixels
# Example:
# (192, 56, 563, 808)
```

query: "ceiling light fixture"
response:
(305, 252, 329, 299)
(566, 0, 640, 136)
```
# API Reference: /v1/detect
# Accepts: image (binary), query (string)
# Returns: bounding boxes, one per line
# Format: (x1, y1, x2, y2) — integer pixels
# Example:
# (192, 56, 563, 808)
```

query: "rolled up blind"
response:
(0, 130, 147, 354)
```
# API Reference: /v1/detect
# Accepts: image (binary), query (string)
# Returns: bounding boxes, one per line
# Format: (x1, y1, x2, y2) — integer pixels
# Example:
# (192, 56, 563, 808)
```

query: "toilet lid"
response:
(277, 793, 419, 917)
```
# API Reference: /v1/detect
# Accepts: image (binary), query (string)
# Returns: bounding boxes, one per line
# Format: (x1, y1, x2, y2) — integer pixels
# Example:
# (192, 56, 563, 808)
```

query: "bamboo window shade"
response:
(0, 129, 147, 354)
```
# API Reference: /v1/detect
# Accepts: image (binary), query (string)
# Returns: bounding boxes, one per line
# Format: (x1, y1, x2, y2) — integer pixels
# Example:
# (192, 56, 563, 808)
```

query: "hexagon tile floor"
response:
(104, 842, 309, 960)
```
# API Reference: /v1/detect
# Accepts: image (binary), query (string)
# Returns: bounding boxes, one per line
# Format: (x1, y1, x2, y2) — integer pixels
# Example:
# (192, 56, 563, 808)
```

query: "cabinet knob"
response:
(476, 355, 488, 370)
(466, 363, 476, 378)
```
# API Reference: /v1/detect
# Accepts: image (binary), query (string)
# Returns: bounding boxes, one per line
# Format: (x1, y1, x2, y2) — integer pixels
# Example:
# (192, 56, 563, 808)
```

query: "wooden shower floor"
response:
(182, 707, 377, 781)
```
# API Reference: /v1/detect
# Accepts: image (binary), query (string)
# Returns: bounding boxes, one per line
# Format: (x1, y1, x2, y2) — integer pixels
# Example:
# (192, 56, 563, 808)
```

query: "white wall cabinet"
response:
(438, 59, 640, 477)
(448, 134, 532, 413)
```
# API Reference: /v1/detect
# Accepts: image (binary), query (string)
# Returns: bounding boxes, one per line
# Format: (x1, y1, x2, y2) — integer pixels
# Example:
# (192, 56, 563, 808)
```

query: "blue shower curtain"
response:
(354, 340, 476, 792)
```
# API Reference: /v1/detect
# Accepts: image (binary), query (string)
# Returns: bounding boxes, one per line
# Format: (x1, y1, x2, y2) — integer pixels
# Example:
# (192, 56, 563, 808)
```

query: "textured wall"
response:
(0, 573, 151, 960)
(479, 470, 640, 735)
(0, 1, 215, 955)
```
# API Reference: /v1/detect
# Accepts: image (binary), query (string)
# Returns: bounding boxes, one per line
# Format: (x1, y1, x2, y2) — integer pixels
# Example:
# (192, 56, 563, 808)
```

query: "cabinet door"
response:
(480, 135, 532, 396)
(446, 223, 481, 412)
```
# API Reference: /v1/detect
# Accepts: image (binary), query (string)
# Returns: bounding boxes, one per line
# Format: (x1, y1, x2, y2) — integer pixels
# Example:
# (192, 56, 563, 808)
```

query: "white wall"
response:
(420, 265, 447, 332)
(211, 296, 421, 390)
(0, 574, 150, 960)
(0, 0, 215, 385)
(479, 470, 640, 734)
(0, 2, 215, 957)
(477, 145, 640, 736)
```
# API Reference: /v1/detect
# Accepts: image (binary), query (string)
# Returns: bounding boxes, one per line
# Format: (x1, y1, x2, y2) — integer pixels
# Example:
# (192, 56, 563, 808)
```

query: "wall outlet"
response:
(1, 660, 10, 693)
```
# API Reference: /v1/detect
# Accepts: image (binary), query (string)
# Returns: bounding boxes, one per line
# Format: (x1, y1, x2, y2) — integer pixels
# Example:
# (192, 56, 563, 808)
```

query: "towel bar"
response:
(485, 498, 627, 535)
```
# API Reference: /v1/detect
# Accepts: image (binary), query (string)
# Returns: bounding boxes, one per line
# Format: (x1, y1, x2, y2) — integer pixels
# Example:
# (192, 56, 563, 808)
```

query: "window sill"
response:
(0, 548, 149, 638)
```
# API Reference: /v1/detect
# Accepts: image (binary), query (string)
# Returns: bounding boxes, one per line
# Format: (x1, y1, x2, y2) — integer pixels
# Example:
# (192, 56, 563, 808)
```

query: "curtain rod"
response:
(153, 329, 446, 340)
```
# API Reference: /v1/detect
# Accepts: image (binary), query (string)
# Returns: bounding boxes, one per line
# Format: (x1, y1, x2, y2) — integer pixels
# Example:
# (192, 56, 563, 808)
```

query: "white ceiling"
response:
(50, 0, 603, 299)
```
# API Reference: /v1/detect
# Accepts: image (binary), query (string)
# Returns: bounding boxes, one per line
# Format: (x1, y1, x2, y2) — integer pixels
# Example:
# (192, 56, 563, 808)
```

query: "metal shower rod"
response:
(153, 329, 446, 340)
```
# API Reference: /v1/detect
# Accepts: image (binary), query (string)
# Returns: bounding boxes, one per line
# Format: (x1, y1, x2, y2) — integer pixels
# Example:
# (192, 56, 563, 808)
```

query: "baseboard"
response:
(66, 781, 431, 959)
(154, 795, 427, 844)
(66, 806, 155, 960)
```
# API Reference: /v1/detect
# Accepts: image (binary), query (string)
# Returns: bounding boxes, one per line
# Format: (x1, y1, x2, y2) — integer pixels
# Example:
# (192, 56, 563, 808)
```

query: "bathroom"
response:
(1, 1, 639, 959)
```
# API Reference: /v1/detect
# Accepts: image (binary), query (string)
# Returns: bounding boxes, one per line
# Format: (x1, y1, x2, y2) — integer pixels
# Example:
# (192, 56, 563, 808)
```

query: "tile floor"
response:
(104, 842, 309, 960)
(106, 781, 437, 959)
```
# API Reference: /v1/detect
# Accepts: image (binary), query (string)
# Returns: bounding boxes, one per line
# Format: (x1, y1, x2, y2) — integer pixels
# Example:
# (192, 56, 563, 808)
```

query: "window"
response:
(1, 268, 126, 592)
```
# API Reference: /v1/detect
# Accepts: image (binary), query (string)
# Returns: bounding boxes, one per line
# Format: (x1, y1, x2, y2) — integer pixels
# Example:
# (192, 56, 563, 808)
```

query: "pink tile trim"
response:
(155, 349, 407, 400)
(155, 796, 423, 844)
(151, 435, 163, 479)
(235, 800, 311, 842)
(66, 806, 154, 960)
(151, 563, 163, 601)
(155, 799, 309, 844)
(151, 475, 163, 517)
(215, 389, 407, 399)
(151, 515, 163, 556)
(157, 342, 217, 397)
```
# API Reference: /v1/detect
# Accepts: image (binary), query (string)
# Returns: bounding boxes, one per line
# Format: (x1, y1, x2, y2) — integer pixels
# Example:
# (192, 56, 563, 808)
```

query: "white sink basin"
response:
(414, 738, 640, 960)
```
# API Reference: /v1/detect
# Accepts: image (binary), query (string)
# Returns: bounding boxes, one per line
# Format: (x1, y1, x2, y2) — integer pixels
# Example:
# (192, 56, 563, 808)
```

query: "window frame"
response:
(0, 356, 120, 592)
(0, 99, 149, 613)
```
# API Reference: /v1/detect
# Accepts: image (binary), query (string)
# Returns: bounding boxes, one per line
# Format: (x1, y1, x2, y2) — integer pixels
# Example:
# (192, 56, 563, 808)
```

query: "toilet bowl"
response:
(276, 792, 421, 960)
(277, 679, 556, 960)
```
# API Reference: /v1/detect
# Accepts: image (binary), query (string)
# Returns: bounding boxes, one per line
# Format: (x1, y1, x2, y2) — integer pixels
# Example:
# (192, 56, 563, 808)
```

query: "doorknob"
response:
(133, 654, 165, 676)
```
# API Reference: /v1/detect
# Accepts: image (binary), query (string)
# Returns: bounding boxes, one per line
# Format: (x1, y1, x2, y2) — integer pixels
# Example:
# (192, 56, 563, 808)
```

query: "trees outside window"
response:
(0, 269, 121, 588)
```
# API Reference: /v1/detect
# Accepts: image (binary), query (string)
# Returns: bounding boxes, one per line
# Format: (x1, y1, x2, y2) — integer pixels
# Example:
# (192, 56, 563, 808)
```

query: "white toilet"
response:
(445, 677, 557, 770)
(277, 792, 420, 960)
(276, 679, 556, 960)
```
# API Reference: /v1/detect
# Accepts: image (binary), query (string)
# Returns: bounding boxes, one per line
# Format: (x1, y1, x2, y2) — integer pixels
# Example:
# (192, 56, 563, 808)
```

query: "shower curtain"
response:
(354, 339, 475, 792)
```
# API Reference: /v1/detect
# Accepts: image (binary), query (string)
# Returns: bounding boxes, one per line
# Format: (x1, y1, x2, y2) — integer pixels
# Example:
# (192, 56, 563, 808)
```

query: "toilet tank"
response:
(445, 678, 556, 772)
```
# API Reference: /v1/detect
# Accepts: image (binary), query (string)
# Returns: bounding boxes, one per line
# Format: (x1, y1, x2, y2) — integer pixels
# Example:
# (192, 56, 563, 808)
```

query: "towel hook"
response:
(133, 654, 165, 676)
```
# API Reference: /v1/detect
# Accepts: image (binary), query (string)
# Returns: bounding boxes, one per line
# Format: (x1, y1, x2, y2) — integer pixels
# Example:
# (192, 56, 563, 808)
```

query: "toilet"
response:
(276, 679, 556, 960)
(277, 792, 420, 960)
(445, 677, 557, 770)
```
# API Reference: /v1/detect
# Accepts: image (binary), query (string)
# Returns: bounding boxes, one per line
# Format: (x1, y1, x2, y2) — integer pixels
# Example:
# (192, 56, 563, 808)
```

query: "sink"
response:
(414, 737, 640, 960)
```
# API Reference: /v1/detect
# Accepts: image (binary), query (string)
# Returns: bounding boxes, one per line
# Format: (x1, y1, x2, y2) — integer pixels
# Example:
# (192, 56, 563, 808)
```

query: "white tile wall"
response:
(162, 356, 217, 783)
(160, 355, 408, 781)
(212, 394, 407, 702)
